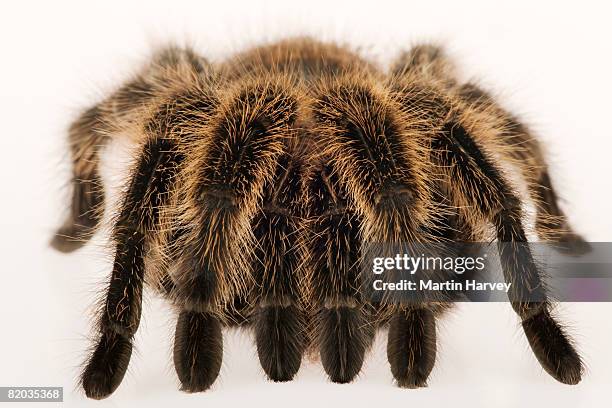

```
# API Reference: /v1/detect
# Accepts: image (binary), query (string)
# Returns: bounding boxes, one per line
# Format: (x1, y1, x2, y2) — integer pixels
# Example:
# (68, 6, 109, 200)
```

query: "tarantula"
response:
(52, 38, 589, 399)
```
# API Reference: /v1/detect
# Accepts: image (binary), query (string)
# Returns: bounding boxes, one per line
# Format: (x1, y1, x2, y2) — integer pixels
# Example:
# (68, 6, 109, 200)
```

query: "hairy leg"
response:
(173, 310, 223, 392)
(311, 77, 433, 385)
(387, 307, 436, 388)
(389, 65, 583, 383)
(52, 46, 208, 252)
(456, 83, 590, 254)
(254, 304, 305, 381)
(168, 77, 300, 389)
(433, 118, 582, 385)
(252, 153, 307, 382)
(82, 136, 183, 399)
(81, 71, 217, 397)
(391, 44, 457, 89)
(309, 166, 375, 383)
(392, 44, 589, 254)
(51, 105, 108, 252)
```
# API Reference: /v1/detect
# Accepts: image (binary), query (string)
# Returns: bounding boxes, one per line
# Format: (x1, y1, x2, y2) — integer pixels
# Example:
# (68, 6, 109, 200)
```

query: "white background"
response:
(1, 1, 611, 407)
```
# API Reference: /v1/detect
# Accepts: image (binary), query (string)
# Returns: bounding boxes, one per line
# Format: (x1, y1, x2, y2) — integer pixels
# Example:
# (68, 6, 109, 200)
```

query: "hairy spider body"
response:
(52, 38, 588, 399)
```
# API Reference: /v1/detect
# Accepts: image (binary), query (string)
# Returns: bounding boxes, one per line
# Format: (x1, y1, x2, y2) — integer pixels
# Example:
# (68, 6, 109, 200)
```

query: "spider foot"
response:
(82, 331, 132, 400)
(51, 178, 103, 253)
(174, 311, 223, 393)
(320, 306, 373, 384)
(554, 232, 592, 256)
(522, 310, 583, 385)
(387, 308, 436, 389)
(255, 305, 304, 382)
(50, 219, 96, 253)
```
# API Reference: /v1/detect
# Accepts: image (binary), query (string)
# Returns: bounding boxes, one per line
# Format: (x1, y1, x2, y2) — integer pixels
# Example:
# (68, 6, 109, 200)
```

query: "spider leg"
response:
(52, 46, 209, 252)
(387, 307, 436, 388)
(385, 186, 471, 388)
(312, 77, 434, 386)
(252, 153, 307, 382)
(456, 83, 590, 255)
(254, 304, 304, 382)
(82, 77, 215, 397)
(433, 120, 582, 385)
(393, 45, 589, 255)
(171, 280, 224, 393)
(168, 79, 299, 390)
(391, 44, 457, 88)
(82, 136, 183, 399)
(51, 104, 107, 252)
(309, 166, 375, 384)
(385, 180, 488, 387)
(140, 88, 235, 394)
(173, 310, 223, 392)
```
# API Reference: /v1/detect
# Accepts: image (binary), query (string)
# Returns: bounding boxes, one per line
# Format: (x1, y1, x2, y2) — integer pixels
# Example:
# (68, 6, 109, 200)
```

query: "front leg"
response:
(168, 78, 300, 389)
(173, 310, 223, 392)
(82, 137, 183, 399)
(387, 307, 436, 388)
(311, 78, 435, 386)
(252, 154, 307, 382)
(251, 88, 308, 384)
(310, 167, 375, 384)
(82, 230, 143, 399)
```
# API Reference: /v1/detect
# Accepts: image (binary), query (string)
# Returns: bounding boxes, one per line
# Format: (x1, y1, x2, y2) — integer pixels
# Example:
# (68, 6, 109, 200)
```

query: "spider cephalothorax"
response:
(52, 38, 588, 399)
